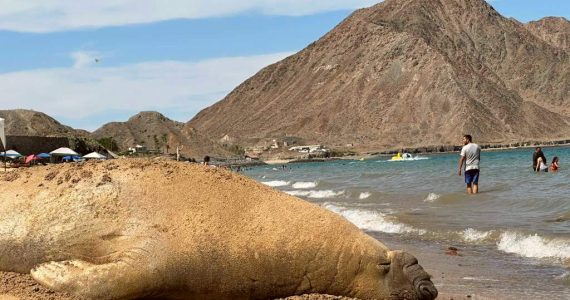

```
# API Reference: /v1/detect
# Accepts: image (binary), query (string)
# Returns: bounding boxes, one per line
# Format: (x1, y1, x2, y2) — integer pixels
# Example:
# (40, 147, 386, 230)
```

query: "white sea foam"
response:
(462, 277, 500, 282)
(497, 232, 570, 260)
(292, 181, 318, 189)
(462, 228, 492, 242)
(359, 192, 371, 199)
(262, 180, 290, 187)
(555, 272, 570, 281)
(285, 190, 344, 198)
(423, 193, 440, 202)
(322, 203, 425, 235)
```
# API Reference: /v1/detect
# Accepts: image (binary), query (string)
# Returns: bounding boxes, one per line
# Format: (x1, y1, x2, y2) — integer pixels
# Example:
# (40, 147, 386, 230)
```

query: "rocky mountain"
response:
(0, 109, 87, 137)
(188, 0, 570, 150)
(526, 17, 570, 51)
(93, 111, 234, 159)
(0, 109, 101, 153)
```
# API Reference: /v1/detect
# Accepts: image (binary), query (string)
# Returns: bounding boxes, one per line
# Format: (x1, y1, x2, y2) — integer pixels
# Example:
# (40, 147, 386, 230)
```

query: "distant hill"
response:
(0, 109, 86, 137)
(93, 111, 235, 159)
(0, 109, 101, 153)
(188, 0, 570, 150)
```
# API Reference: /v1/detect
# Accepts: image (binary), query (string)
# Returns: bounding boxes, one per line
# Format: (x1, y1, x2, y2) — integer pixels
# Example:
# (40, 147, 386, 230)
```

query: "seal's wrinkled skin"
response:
(0, 160, 437, 300)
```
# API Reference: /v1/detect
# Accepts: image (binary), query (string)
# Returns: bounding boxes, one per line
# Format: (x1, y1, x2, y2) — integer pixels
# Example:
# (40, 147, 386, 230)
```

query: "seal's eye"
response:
(377, 262, 390, 273)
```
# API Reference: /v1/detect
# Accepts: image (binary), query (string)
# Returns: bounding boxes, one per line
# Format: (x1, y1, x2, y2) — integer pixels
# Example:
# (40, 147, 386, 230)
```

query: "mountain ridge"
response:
(187, 0, 570, 150)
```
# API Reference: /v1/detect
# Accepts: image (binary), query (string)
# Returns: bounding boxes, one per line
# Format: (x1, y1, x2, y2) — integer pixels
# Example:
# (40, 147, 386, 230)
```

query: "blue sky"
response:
(0, 0, 568, 131)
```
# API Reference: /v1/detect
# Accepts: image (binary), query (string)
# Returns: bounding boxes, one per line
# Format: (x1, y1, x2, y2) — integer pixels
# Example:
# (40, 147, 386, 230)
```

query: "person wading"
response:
(458, 134, 481, 194)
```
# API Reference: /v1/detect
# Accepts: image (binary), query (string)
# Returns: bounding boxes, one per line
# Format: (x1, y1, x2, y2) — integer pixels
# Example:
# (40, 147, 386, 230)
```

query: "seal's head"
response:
(384, 250, 438, 300)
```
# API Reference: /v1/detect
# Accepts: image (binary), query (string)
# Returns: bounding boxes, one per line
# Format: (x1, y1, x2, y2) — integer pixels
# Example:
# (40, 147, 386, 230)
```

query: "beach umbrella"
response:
(50, 147, 79, 156)
(83, 152, 107, 160)
(0, 150, 22, 158)
(25, 155, 39, 164)
(37, 153, 51, 159)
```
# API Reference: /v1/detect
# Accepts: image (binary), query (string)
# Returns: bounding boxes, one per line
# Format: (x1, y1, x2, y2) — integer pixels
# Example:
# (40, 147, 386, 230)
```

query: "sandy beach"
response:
(0, 271, 479, 300)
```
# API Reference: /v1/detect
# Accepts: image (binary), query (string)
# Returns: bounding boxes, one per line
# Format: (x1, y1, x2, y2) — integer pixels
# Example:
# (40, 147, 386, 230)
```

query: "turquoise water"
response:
(244, 146, 570, 298)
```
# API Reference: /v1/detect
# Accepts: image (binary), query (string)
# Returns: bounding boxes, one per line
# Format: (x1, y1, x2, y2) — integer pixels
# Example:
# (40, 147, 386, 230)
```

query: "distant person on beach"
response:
(458, 134, 481, 194)
(202, 155, 210, 166)
(532, 147, 547, 172)
(550, 156, 559, 172)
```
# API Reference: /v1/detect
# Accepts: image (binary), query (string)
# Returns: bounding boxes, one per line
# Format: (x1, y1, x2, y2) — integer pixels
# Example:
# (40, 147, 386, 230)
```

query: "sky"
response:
(0, 0, 568, 131)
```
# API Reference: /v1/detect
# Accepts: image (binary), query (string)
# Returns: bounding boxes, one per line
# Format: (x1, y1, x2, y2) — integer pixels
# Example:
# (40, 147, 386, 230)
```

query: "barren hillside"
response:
(188, 0, 570, 150)
(93, 111, 235, 159)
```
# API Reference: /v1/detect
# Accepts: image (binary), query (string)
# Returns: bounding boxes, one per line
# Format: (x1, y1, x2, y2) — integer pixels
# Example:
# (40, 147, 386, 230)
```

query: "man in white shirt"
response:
(458, 134, 481, 194)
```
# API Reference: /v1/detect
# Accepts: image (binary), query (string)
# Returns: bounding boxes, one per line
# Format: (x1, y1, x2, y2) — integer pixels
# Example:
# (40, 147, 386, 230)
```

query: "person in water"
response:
(536, 156, 549, 172)
(458, 134, 481, 194)
(532, 147, 547, 172)
(550, 156, 559, 172)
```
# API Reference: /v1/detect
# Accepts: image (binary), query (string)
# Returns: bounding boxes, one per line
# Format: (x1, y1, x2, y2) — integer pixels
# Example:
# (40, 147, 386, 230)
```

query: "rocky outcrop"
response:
(93, 111, 234, 158)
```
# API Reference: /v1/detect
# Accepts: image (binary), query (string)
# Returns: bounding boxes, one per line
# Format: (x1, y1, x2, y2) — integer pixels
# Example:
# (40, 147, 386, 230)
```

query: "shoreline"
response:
(259, 143, 570, 165)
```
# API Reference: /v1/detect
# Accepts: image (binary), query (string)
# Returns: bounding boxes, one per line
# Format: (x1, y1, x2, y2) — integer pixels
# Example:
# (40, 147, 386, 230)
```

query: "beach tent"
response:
(106, 150, 119, 159)
(25, 155, 39, 164)
(37, 153, 51, 159)
(62, 155, 83, 162)
(0, 150, 22, 158)
(50, 147, 79, 156)
(83, 152, 107, 160)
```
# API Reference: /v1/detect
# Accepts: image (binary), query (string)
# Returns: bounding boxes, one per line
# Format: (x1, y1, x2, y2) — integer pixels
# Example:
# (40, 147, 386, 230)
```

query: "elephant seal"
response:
(0, 159, 437, 300)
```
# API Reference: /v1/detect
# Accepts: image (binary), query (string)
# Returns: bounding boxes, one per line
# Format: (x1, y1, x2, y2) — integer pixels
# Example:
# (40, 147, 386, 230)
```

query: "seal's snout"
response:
(388, 251, 438, 300)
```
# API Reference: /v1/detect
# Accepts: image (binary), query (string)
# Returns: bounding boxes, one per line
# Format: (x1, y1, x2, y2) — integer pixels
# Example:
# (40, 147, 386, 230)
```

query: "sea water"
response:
(245, 147, 570, 299)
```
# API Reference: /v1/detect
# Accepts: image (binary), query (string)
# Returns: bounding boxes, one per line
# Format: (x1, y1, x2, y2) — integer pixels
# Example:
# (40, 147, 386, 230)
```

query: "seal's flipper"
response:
(31, 258, 164, 299)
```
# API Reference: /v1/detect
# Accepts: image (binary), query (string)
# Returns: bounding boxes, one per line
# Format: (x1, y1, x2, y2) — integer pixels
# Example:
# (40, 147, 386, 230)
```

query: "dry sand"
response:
(0, 270, 482, 299)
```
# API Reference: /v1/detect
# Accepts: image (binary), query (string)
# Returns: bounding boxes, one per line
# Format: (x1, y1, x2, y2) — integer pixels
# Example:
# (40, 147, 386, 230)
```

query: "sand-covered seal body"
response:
(0, 160, 437, 300)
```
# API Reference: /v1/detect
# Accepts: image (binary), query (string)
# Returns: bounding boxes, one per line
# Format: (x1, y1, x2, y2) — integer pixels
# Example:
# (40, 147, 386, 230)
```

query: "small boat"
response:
(390, 152, 414, 161)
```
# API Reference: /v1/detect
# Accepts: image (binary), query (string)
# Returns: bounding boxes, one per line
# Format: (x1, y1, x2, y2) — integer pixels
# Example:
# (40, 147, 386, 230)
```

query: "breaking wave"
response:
(285, 190, 344, 198)
(359, 192, 371, 199)
(262, 180, 290, 187)
(462, 228, 493, 242)
(322, 203, 425, 235)
(292, 181, 318, 189)
(497, 232, 570, 261)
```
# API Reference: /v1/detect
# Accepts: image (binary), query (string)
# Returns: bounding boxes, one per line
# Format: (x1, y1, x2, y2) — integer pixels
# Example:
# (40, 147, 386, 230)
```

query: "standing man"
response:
(532, 147, 547, 172)
(458, 134, 481, 194)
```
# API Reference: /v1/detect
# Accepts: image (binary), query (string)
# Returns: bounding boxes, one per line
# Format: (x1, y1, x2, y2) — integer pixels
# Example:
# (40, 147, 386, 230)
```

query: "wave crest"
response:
(322, 203, 425, 235)
(262, 180, 290, 187)
(497, 232, 570, 261)
(292, 181, 318, 189)
(285, 190, 344, 198)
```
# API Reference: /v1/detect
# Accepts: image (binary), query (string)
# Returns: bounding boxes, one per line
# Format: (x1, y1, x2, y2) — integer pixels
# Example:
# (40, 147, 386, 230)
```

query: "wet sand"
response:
(375, 232, 570, 300)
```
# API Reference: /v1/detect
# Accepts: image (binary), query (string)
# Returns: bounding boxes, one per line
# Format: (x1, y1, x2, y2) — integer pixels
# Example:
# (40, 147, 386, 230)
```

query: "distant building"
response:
(128, 144, 148, 154)
(219, 134, 235, 146)
(288, 145, 329, 153)
(270, 139, 279, 149)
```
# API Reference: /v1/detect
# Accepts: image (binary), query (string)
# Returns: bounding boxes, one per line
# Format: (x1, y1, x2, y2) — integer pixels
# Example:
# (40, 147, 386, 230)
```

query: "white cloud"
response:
(0, 0, 380, 32)
(70, 51, 101, 69)
(0, 52, 293, 130)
